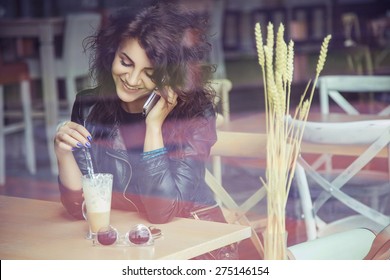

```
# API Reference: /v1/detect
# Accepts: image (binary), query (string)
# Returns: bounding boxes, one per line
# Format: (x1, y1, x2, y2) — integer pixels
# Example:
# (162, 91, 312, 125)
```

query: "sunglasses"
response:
(93, 224, 162, 246)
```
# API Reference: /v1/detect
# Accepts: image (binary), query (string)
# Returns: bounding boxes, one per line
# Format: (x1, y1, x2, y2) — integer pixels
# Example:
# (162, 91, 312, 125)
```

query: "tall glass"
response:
(82, 173, 113, 239)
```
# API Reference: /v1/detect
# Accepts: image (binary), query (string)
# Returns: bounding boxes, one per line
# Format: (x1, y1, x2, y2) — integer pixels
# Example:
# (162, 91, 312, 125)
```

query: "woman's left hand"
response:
(145, 87, 178, 128)
(143, 87, 177, 152)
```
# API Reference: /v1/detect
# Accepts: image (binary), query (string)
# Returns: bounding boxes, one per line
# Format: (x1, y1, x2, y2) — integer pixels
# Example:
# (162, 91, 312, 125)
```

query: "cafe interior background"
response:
(0, 0, 389, 259)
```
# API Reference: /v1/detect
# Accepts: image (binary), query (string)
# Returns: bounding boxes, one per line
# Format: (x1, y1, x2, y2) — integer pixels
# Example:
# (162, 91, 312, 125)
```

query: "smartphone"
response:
(142, 91, 160, 117)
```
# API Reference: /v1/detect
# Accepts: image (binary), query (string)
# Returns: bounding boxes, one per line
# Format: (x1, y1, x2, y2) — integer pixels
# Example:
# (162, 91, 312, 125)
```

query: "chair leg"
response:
(65, 76, 77, 115)
(20, 80, 36, 174)
(295, 161, 317, 240)
(212, 155, 222, 185)
(0, 85, 5, 185)
(205, 169, 264, 258)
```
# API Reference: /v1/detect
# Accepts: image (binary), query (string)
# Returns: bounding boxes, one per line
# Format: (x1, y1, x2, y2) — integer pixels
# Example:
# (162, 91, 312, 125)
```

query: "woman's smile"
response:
(120, 78, 143, 92)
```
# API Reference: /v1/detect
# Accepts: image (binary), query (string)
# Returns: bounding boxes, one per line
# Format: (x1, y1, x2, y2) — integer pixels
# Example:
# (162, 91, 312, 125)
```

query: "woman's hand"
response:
(143, 88, 177, 152)
(54, 121, 92, 155)
(145, 87, 178, 128)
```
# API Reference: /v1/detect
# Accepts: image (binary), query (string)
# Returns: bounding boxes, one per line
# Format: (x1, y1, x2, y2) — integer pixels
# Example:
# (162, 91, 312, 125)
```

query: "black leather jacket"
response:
(59, 88, 218, 224)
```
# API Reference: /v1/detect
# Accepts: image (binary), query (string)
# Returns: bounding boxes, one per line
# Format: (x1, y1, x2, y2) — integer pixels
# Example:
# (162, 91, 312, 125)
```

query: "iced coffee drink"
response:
(82, 173, 113, 234)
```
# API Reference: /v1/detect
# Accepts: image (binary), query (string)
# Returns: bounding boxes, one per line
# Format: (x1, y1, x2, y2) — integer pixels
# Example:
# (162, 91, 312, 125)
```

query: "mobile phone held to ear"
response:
(142, 91, 160, 117)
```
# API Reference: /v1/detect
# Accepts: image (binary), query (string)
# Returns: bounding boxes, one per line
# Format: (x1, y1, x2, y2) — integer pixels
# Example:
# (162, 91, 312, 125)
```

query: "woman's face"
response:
(112, 37, 156, 113)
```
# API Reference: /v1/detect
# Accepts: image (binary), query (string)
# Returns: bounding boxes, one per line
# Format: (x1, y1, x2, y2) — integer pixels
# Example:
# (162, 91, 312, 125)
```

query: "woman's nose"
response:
(126, 70, 141, 86)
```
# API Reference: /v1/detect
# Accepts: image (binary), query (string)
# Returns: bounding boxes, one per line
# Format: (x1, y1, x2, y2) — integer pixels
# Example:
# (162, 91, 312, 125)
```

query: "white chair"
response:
(27, 12, 101, 114)
(314, 75, 390, 183)
(318, 75, 390, 116)
(206, 131, 268, 259)
(293, 118, 390, 241)
(288, 225, 390, 260)
(0, 60, 36, 185)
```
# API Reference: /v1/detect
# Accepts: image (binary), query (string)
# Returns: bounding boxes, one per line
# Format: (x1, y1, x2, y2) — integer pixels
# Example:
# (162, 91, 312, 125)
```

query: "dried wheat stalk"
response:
(255, 22, 331, 260)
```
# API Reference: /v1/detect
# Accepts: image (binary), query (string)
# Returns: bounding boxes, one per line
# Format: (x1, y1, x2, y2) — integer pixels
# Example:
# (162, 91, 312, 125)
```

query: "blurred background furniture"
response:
(0, 59, 35, 185)
(294, 119, 390, 241)
(342, 12, 361, 48)
(287, 226, 390, 260)
(319, 75, 390, 116)
(340, 12, 374, 76)
(208, 0, 226, 79)
(26, 12, 101, 115)
(0, 13, 101, 175)
(345, 45, 374, 75)
(368, 15, 390, 72)
(0, 17, 64, 175)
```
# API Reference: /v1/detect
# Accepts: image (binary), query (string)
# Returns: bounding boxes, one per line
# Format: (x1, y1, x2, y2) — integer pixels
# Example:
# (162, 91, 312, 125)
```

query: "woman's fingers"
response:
(54, 121, 92, 152)
(145, 88, 178, 128)
(66, 122, 92, 144)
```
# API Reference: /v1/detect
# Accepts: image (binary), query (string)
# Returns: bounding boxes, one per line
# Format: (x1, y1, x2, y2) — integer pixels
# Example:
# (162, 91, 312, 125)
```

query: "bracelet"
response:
(142, 147, 167, 156)
(141, 147, 167, 160)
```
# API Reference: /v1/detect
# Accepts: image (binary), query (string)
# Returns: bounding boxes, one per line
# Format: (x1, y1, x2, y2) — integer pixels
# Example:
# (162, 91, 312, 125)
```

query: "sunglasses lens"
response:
(97, 227, 118, 246)
(128, 225, 152, 245)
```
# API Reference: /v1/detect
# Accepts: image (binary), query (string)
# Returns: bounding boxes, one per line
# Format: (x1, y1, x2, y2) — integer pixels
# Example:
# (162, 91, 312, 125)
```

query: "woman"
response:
(54, 3, 237, 259)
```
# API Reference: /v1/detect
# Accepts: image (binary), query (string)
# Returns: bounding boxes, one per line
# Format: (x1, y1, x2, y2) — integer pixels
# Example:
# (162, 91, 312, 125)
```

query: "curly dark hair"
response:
(84, 2, 216, 122)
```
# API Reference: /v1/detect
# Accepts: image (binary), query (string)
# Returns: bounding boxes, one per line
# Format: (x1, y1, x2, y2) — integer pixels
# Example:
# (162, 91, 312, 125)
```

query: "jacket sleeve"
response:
(58, 179, 84, 220)
(137, 106, 217, 224)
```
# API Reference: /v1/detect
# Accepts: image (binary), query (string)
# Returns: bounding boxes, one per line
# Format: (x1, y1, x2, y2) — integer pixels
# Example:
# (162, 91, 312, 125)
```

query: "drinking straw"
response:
(84, 147, 95, 179)
(83, 120, 95, 179)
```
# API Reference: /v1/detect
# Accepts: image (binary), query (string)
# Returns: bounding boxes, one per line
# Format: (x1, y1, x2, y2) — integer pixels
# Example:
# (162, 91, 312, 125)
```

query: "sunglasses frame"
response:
(93, 224, 160, 247)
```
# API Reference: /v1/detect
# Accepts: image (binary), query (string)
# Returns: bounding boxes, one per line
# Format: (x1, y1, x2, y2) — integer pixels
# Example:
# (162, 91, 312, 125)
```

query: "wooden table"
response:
(0, 17, 64, 175)
(0, 195, 251, 260)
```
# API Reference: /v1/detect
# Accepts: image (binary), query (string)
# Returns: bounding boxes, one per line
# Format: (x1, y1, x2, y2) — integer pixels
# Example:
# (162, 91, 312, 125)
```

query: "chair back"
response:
(293, 118, 390, 240)
(318, 75, 390, 116)
(297, 119, 390, 145)
(63, 12, 102, 77)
